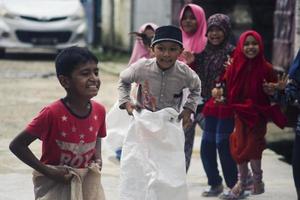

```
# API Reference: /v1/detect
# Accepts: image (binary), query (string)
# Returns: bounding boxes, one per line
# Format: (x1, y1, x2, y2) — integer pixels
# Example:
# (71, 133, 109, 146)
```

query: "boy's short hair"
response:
(55, 46, 98, 77)
(151, 25, 183, 48)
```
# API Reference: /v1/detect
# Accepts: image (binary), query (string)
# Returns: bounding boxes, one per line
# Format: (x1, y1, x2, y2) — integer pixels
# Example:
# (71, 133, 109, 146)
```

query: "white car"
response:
(0, 0, 87, 56)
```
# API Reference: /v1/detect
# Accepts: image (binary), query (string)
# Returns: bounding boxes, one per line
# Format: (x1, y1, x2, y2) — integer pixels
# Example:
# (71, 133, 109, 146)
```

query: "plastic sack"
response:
(119, 108, 188, 200)
(105, 102, 133, 153)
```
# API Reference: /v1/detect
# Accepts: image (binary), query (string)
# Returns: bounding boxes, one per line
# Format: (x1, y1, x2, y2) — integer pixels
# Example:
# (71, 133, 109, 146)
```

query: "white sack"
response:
(119, 108, 188, 200)
(105, 102, 133, 152)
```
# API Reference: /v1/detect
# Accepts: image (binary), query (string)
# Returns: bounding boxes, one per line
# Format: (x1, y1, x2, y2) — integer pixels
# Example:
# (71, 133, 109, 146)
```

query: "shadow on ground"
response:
(267, 139, 293, 164)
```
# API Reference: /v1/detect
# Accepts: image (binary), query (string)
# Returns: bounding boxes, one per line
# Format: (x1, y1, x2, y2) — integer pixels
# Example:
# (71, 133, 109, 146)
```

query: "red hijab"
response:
(225, 30, 286, 128)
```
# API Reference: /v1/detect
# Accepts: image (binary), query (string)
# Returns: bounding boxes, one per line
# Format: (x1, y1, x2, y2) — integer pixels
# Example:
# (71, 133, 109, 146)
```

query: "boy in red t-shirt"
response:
(9, 47, 106, 195)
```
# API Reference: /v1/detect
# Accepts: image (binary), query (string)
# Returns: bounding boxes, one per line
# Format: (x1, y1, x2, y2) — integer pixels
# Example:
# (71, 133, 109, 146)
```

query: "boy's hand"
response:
(47, 167, 73, 184)
(124, 102, 142, 116)
(178, 108, 193, 129)
(95, 158, 102, 170)
(124, 102, 135, 115)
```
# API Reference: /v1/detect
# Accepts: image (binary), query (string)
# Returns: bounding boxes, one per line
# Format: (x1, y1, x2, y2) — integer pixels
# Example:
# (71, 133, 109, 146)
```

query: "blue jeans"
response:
(201, 116, 237, 188)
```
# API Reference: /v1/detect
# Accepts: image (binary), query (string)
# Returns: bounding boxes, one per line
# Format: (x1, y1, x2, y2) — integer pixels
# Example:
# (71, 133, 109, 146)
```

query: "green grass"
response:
(92, 48, 130, 63)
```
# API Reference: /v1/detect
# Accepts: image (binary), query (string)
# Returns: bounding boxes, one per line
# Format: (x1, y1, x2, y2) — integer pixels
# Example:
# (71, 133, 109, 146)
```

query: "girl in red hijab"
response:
(219, 30, 286, 199)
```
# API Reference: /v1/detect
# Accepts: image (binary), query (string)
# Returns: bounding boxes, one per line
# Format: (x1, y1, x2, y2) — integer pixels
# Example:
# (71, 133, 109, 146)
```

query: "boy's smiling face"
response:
(152, 41, 183, 70)
(61, 61, 101, 100)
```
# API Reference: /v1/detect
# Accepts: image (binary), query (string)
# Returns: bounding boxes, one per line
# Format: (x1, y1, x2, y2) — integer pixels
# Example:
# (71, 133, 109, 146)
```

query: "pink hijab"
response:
(128, 23, 158, 66)
(179, 3, 207, 53)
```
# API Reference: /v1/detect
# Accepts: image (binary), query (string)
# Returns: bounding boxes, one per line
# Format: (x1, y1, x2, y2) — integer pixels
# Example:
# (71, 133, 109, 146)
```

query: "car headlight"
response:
(69, 7, 85, 21)
(0, 6, 17, 19)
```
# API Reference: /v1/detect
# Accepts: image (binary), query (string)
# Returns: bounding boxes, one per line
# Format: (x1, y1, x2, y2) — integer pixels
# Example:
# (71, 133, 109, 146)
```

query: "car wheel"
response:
(0, 48, 6, 58)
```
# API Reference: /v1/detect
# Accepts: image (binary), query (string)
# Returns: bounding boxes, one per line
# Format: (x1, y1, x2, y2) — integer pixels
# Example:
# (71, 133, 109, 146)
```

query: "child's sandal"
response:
(251, 181, 264, 195)
(219, 182, 248, 200)
(201, 184, 224, 197)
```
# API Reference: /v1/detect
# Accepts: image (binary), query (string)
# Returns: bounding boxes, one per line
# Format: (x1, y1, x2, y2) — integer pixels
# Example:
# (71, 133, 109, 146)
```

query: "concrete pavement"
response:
(98, 60, 297, 200)
(101, 130, 297, 200)
(0, 61, 297, 199)
(0, 132, 296, 200)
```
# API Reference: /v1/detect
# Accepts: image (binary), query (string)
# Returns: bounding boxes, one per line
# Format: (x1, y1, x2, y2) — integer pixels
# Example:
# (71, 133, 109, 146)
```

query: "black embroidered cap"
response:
(151, 25, 183, 47)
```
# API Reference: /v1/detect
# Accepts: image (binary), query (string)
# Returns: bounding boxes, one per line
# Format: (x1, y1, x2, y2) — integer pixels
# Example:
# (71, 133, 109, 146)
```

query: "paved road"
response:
(0, 133, 297, 200)
(0, 56, 297, 199)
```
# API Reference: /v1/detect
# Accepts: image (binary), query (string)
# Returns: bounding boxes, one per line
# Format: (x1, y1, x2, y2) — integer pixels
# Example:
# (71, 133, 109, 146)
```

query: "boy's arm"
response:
(9, 131, 72, 183)
(179, 69, 201, 129)
(118, 67, 136, 108)
(183, 70, 201, 112)
(94, 137, 102, 169)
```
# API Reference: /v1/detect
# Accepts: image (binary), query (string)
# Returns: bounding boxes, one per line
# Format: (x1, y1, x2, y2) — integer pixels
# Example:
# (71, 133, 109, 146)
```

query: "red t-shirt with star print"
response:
(25, 99, 106, 168)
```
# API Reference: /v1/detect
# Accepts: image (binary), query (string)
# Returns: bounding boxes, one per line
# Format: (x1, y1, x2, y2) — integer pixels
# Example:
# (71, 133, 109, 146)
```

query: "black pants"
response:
(293, 129, 300, 198)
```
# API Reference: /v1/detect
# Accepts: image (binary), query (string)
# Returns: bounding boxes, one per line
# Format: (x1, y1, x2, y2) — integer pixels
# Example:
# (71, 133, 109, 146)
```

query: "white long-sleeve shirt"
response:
(118, 58, 201, 113)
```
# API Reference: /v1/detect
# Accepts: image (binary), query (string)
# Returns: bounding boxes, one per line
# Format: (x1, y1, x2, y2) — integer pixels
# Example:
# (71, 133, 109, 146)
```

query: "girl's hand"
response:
(276, 73, 288, 90)
(212, 87, 224, 103)
(223, 55, 233, 68)
(262, 81, 276, 95)
(181, 51, 195, 65)
(212, 88, 223, 98)
(263, 73, 288, 95)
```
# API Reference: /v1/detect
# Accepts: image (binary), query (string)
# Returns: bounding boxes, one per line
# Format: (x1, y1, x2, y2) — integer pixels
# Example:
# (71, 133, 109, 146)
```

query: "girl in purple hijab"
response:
(184, 13, 238, 197)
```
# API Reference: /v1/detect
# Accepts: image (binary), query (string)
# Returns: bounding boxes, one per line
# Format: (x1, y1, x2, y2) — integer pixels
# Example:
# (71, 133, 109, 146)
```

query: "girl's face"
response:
(207, 26, 225, 46)
(64, 61, 101, 100)
(142, 27, 155, 48)
(144, 27, 155, 40)
(243, 35, 260, 59)
(181, 8, 198, 35)
(152, 41, 183, 70)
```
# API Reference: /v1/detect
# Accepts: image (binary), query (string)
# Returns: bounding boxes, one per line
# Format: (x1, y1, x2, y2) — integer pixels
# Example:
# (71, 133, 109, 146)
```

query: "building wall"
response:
(101, 0, 172, 51)
(272, 0, 296, 70)
(133, 0, 171, 31)
(192, 0, 276, 61)
(295, 0, 300, 55)
(101, 0, 131, 50)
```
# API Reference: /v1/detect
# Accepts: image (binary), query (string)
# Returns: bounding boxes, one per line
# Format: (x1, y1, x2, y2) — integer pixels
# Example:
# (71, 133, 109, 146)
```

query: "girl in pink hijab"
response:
(179, 3, 207, 69)
(110, 23, 158, 161)
(128, 23, 158, 66)
(179, 3, 207, 172)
